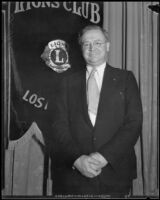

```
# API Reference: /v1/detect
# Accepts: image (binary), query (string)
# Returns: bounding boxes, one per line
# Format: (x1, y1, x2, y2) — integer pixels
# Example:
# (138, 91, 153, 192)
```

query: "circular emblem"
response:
(42, 39, 71, 73)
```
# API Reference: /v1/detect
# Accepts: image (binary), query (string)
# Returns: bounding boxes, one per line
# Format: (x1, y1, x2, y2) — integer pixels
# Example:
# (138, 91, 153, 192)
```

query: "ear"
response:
(106, 42, 110, 52)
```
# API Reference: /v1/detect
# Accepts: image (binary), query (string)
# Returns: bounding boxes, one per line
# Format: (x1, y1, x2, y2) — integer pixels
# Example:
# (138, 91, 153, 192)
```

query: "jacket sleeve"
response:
(98, 71, 143, 171)
(51, 76, 82, 167)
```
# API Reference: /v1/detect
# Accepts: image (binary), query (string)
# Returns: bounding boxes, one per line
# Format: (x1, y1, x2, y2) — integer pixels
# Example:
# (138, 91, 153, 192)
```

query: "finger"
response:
(90, 155, 103, 166)
(89, 163, 102, 171)
(87, 156, 101, 165)
(90, 153, 107, 166)
(87, 165, 101, 176)
(90, 153, 101, 161)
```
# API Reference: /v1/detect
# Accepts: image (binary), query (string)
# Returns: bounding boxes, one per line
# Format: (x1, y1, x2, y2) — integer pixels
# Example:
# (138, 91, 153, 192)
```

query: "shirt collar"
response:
(86, 62, 106, 76)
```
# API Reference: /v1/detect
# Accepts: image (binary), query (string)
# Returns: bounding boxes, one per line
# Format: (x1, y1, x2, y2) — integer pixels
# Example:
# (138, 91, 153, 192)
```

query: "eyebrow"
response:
(83, 39, 105, 43)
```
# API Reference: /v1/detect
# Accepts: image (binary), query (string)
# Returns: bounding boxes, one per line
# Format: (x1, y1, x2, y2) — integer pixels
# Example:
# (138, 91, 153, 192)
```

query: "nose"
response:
(88, 43, 94, 51)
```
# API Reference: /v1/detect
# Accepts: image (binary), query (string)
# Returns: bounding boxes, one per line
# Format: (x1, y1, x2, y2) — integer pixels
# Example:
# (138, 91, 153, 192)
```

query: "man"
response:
(51, 25, 143, 197)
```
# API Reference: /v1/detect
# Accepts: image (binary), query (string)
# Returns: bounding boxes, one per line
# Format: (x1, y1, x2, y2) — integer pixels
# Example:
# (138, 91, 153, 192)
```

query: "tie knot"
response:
(89, 68, 97, 78)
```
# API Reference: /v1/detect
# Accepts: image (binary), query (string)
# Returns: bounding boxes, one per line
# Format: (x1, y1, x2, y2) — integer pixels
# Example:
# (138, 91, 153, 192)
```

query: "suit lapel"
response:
(95, 64, 115, 123)
(80, 69, 93, 128)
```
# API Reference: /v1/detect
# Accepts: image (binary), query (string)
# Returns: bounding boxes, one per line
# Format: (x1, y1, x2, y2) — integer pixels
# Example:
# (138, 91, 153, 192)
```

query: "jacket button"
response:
(93, 137, 96, 141)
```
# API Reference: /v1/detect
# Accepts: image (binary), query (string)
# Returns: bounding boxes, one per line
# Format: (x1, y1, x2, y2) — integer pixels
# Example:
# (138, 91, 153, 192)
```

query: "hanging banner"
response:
(6, 2, 103, 141)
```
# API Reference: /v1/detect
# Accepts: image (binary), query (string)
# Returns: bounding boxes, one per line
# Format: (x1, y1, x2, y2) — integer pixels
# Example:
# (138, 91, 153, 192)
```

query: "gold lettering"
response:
(55, 49, 64, 63)
(26, 2, 32, 11)
(41, 2, 51, 8)
(72, 2, 81, 16)
(31, 2, 42, 8)
(90, 3, 100, 23)
(81, 2, 89, 19)
(14, 2, 25, 13)
(51, 2, 60, 8)
(63, 2, 72, 11)
(14, 1, 101, 24)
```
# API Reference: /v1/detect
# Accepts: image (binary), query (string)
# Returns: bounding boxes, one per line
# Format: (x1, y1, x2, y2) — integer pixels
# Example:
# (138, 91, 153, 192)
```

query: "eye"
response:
(83, 43, 90, 48)
(95, 41, 102, 47)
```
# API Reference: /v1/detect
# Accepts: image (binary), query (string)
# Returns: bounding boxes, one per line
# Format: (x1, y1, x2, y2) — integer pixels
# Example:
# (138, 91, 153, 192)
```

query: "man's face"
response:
(81, 29, 108, 67)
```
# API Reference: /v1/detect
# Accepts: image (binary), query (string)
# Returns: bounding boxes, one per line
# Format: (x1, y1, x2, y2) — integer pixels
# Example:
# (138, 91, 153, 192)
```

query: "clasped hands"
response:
(73, 152, 108, 178)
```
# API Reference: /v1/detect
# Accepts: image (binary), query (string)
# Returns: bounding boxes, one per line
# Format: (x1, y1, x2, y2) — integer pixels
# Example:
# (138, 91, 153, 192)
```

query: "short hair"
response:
(78, 25, 109, 45)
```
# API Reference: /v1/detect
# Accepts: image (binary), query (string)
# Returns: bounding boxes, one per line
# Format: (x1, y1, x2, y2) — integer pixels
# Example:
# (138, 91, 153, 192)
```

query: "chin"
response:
(88, 62, 99, 67)
(88, 58, 99, 63)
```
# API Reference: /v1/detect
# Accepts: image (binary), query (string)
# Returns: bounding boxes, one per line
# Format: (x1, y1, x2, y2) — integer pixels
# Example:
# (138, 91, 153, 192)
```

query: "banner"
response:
(7, 2, 103, 142)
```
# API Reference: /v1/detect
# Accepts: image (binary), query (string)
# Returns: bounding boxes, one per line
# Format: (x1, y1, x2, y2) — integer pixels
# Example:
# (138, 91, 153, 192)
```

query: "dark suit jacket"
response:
(51, 64, 143, 195)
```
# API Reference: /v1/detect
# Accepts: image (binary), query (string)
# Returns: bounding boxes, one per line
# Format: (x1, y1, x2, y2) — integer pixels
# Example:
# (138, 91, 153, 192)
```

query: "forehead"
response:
(82, 29, 106, 42)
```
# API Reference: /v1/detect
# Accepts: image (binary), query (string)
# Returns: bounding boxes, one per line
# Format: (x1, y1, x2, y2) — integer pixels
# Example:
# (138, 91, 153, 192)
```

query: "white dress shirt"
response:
(86, 62, 106, 126)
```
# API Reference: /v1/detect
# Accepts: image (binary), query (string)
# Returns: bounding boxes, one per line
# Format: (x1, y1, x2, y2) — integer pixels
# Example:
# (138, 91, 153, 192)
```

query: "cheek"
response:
(82, 51, 88, 59)
(98, 48, 107, 57)
(83, 49, 107, 60)
(84, 49, 101, 56)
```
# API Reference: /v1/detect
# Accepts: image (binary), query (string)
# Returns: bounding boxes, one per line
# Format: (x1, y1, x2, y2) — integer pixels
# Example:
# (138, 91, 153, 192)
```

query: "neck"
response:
(88, 61, 106, 68)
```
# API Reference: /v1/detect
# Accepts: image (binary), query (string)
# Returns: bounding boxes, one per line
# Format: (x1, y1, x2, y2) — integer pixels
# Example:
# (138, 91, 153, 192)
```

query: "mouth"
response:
(88, 52, 97, 57)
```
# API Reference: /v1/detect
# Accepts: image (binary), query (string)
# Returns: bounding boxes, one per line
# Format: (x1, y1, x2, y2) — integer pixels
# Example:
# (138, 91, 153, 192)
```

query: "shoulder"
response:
(107, 64, 132, 75)
(106, 64, 138, 88)
(107, 64, 135, 80)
